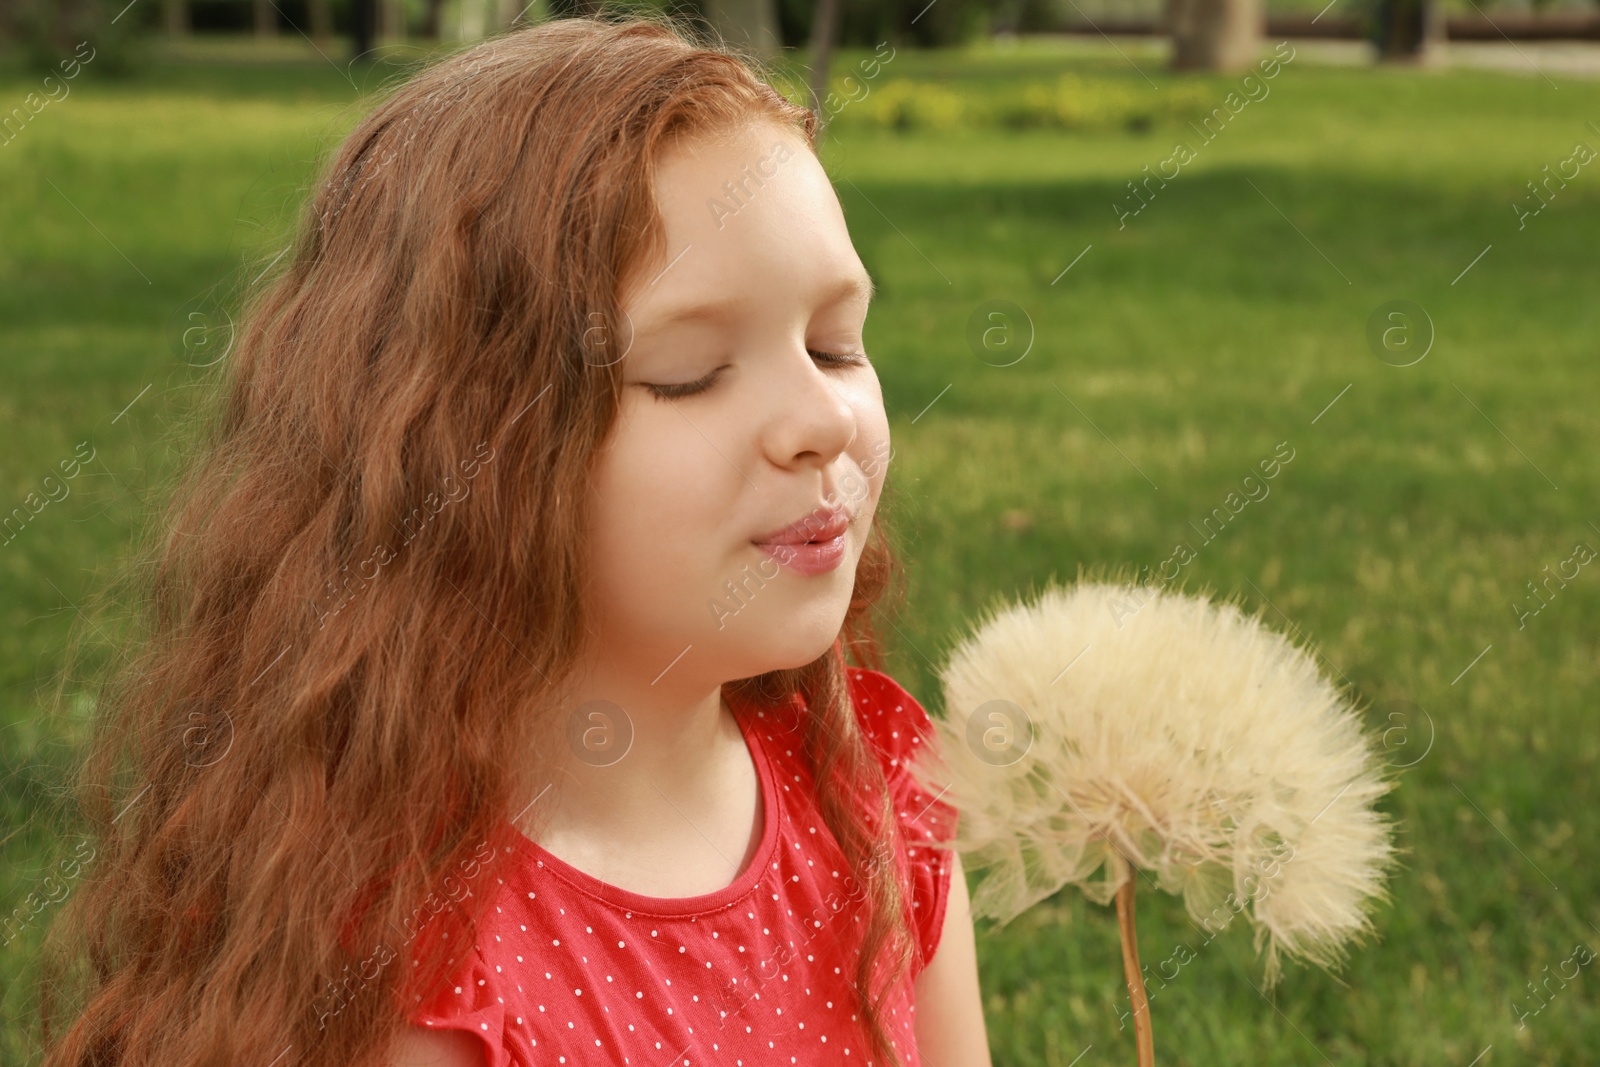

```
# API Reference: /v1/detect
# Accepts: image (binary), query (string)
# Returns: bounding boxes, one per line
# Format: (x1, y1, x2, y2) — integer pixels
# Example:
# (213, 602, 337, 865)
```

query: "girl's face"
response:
(586, 120, 890, 695)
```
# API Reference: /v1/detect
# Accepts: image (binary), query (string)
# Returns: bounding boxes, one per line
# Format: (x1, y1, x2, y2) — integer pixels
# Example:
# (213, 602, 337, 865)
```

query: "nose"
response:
(759, 344, 857, 473)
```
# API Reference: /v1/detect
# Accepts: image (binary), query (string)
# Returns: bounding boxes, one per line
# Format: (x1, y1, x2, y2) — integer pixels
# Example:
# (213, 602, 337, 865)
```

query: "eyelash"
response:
(643, 349, 869, 401)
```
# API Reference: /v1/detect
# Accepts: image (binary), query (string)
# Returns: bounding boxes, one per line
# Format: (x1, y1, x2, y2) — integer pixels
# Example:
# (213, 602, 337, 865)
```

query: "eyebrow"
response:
(643, 272, 876, 331)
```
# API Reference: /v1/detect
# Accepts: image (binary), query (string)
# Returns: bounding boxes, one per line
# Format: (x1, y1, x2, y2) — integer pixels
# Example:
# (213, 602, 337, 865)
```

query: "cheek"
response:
(848, 387, 891, 512)
(587, 407, 733, 590)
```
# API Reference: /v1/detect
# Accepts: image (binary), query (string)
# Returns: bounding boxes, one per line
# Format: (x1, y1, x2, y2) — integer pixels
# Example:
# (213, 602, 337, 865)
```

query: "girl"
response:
(38, 14, 989, 1067)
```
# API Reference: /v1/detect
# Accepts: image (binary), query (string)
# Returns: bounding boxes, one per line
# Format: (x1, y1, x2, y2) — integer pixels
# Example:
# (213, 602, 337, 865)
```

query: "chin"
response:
(771, 637, 838, 673)
(748, 621, 846, 675)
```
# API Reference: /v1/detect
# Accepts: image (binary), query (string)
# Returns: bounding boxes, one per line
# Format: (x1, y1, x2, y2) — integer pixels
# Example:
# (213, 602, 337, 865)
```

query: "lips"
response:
(753, 504, 851, 577)
(753, 504, 850, 547)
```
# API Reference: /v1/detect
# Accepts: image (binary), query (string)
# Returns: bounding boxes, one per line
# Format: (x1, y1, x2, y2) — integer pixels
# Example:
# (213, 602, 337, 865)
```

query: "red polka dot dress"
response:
(406, 667, 959, 1066)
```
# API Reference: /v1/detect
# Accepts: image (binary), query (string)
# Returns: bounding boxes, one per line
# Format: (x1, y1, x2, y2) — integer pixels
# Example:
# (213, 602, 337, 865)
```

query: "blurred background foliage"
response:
(7, 0, 1600, 80)
(2, 1, 1598, 1065)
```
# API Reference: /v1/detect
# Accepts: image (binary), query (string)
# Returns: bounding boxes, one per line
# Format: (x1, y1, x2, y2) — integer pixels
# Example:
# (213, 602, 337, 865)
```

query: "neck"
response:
(519, 662, 744, 843)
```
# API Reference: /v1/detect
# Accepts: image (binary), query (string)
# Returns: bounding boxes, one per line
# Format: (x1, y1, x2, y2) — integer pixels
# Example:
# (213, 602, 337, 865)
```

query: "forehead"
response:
(622, 121, 869, 329)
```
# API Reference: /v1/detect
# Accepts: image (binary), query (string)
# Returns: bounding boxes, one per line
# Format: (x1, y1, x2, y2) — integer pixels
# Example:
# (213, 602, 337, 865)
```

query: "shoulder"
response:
(845, 666, 939, 769)
(401, 939, 511, 1067)
(383, 1024, 487, 1067)
(845, 666, 961, 975)
(846, 664, 921, 710)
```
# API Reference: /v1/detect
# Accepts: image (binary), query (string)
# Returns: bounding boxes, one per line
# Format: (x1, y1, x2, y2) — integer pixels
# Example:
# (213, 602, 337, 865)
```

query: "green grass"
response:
(4, 32, 1599, 1066)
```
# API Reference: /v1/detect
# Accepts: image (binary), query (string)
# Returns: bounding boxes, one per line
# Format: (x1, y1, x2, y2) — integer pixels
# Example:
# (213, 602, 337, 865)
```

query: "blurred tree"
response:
(808, 0, 840, 126)
(310, 0, 334, 40)
(1166, 0, 1263, 71)
(775, 0, 990, 48)
(380, 0, 407, 40)
(422, 0, 450, 37)
(162, 0, 188, 35)
(1368, 0, 1444, 62)
(352, 0, 377, 57)
(454, 0, 548, 37)
(456, 0, 489, 37)
(253, 0, 278, 36)
(545, 0, 604, 16)
(981, 0, 1077, 34)
(9, 0, 145, 74)
(703, 0, 781, 60)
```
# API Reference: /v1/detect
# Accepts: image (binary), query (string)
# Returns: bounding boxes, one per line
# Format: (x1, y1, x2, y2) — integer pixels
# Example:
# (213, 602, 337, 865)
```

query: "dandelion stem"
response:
(1113, 852, 1155, 1067)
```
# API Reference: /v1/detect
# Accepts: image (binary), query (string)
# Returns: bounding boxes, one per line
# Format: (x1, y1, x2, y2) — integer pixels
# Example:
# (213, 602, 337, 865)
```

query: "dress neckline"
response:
(498, 685, 785, 917)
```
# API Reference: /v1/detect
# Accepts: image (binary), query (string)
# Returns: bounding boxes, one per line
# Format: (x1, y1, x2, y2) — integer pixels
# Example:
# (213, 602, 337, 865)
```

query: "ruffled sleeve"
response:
(847, 666, 960, 977)
(405, 940, 513, 1067)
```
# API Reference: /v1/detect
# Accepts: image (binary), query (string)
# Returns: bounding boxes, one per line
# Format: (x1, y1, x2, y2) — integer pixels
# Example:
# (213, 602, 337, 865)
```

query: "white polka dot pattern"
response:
(406, 668, 958, 1067)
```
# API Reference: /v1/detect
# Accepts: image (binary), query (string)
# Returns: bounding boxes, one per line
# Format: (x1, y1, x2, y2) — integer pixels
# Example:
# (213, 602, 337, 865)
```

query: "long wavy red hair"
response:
(35, 13, 919, 1067)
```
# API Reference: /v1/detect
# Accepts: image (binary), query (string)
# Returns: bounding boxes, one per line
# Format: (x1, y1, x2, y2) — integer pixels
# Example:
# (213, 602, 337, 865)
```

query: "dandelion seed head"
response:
(906, 580, 1398, 986)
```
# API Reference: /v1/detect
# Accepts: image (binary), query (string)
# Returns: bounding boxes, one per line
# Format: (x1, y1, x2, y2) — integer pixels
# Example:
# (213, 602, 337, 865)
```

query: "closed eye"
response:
(641, 349, 870, 401)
